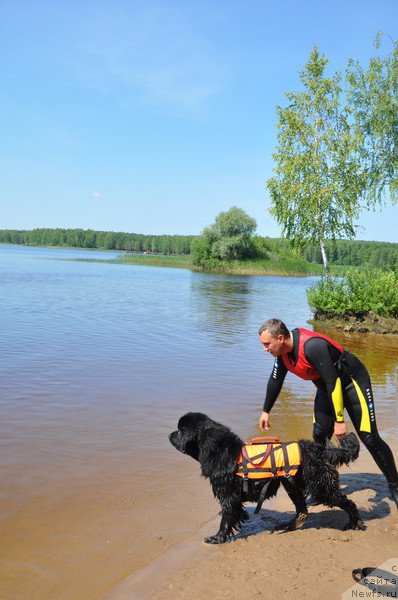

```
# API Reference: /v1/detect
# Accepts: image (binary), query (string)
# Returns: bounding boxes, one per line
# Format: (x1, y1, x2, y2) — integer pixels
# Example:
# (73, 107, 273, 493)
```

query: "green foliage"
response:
(302, 238, 398, 270)
(191, 206, 258, 267)
(252, 235, 272, 255)
(2, 229, 397, 274)
(347, 33, 398, 205)
(190, 236, 213, 266)
(267, 46, 365, 277)
(119, 254, 191, 268)
(307, 270, 398, 317)
(0, 228, 194, 255)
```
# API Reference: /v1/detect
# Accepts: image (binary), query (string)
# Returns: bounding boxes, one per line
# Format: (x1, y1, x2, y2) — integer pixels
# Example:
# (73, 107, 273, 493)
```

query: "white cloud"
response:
(92, 192, 103, 199)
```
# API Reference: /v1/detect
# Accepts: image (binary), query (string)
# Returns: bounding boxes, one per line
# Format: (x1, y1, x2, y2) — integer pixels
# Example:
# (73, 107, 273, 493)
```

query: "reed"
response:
(118, 254, 191, 268)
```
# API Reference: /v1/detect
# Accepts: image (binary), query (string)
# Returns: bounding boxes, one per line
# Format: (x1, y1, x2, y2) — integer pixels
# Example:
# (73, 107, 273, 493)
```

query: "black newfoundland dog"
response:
(169, 412, 365, 544)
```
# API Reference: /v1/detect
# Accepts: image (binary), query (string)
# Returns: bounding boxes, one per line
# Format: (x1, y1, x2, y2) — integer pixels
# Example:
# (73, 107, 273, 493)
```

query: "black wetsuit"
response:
(263, 328, 398, 488)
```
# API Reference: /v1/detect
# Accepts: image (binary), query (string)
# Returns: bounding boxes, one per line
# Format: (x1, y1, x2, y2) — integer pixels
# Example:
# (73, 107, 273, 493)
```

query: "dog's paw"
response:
(344, 519, 366, 531)
(275, 512, 308, 532)
(294, 512, 308, 529)
(204, 532, 234, 544)
(204, 534, 225, 544)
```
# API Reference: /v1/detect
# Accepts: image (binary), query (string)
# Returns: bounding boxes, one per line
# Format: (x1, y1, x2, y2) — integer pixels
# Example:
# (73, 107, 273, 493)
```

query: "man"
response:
(258, 318, 398, 508)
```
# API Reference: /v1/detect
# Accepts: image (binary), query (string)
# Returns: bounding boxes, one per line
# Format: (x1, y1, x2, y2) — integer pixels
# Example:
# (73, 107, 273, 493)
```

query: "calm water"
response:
(1, 245, 397, 599)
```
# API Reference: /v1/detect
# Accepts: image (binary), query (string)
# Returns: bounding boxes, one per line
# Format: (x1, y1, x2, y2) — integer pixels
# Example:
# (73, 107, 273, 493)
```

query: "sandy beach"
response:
(106, 443, 398, 600)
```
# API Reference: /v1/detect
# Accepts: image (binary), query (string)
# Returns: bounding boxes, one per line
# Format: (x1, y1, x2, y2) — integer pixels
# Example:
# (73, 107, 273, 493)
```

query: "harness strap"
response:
(254, 480, 273, 514)
(240, 456, 248, 479)
(281, 443, 291, 475)
(270, 446, 277, 472)
(253, 471, 301, 514)
(241, 444, 272, 466)
(237, 466, 292, 474)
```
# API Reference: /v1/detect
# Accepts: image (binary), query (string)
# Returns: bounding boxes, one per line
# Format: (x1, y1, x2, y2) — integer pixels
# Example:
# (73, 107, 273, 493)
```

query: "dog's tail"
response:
(323, 432, 360, 467)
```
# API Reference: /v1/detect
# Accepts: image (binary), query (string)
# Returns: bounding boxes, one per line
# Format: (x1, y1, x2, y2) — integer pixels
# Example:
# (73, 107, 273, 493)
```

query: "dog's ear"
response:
(198, 426, 243, 479)
(181, 436, 200, 461)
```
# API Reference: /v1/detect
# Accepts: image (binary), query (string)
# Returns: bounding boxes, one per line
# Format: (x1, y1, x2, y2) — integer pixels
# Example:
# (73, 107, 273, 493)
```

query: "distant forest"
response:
(0, 228, 193, 255)
(0, 228, 397, 270)
(263, 237, 398, 270)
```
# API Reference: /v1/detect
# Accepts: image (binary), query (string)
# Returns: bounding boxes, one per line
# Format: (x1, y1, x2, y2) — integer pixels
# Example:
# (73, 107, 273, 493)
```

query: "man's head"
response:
(258, 318, 290, 357)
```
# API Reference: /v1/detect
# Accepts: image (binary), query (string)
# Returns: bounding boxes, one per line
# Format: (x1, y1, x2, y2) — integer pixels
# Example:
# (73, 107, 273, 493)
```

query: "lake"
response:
(1, 244, 397, 599)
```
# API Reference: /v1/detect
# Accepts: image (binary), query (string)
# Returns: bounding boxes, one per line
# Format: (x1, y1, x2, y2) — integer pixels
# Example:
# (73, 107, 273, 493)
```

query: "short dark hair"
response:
(258, 318, 290, 338)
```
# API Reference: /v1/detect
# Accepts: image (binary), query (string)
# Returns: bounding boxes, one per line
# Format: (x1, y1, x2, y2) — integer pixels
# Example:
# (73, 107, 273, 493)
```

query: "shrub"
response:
(192, 206, 258, 267)
(307, 270, 398, 318)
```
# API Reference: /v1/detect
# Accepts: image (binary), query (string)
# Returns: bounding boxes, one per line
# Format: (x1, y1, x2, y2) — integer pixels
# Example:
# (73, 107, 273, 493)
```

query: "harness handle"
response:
(249, 437, 281, 444)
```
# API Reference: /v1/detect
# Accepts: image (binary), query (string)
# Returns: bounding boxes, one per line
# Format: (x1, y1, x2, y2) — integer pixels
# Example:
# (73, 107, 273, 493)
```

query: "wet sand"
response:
(0, 459, 217, 600)
(106, 440, 398, 600)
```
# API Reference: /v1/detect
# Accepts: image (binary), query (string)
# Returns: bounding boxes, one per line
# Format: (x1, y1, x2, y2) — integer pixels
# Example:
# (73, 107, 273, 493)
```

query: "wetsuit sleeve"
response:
(304, 338, 345, 422)
(263, 358, 288, 412)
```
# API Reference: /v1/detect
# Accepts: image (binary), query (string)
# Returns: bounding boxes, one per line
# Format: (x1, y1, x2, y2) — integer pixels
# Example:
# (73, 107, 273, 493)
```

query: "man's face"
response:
(259, 330, 285, 357)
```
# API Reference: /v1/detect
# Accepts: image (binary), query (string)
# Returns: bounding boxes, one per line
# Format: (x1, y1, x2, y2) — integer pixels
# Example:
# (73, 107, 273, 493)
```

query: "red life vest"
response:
(281, 328, 343, 381)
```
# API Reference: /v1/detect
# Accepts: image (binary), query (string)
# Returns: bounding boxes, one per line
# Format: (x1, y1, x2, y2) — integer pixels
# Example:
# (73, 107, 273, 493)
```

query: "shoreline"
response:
(311, 312, 398, 335)
(117, 254, 319, 276)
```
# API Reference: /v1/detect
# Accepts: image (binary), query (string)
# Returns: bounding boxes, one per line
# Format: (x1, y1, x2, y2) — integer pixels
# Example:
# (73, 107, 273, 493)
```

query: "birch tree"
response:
(347, 32, 398, 206)
(267, 47, 365, 279)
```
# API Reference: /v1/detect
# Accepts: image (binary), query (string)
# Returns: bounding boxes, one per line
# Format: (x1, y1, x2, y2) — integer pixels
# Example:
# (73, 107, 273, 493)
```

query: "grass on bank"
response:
(117, 251, 351, 276)
(118, 253, 192, 268)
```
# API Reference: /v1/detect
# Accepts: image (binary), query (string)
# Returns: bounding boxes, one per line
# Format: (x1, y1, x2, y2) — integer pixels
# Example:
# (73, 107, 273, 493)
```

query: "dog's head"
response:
(169, 412, 243, 478)
(169, 412, 210, 461)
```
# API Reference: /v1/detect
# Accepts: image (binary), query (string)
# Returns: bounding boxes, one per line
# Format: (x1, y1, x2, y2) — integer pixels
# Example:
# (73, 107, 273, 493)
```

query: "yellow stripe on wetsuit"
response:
(331, 377, 344, 422)
(351, 378, 371, 433)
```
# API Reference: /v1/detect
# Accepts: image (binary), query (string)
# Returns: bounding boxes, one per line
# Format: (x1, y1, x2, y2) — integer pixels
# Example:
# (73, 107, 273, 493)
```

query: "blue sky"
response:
(1, 0, 397, 241)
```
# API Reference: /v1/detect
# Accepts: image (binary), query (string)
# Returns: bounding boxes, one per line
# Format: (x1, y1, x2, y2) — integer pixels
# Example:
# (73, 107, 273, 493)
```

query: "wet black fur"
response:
(169, 412, 365, 544)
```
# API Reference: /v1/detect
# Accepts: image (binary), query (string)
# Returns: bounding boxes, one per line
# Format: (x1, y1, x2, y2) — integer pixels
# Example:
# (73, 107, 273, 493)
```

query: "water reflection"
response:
(314, 326, 398, 387)
(244, 388, 315, 442)
(190, 273, 253, 346)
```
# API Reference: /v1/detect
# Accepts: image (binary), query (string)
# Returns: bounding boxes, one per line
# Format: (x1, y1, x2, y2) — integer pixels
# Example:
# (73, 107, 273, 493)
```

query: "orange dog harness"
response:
(235, 437, 302, 513)
(236, 437, 301, 480)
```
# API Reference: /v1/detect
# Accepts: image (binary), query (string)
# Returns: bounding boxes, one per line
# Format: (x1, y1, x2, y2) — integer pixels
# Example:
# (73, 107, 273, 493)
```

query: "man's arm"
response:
(259, 359, 287, 430)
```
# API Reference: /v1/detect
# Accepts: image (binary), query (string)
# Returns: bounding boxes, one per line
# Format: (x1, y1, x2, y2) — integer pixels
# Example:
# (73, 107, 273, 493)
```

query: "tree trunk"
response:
(316, 190, 331, 280)
(319, 237, 331, 280)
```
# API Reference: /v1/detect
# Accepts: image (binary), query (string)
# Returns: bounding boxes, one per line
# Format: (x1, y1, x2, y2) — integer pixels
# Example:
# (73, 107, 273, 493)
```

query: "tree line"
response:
(1, 227, 397, 270)
(0, 228, 193, 255)
(266, 237, 398, 271)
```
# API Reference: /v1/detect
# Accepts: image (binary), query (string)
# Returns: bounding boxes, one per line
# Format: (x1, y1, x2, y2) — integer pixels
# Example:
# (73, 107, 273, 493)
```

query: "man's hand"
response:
(259, 411, 271, 431)
(334, 421, 347, 438)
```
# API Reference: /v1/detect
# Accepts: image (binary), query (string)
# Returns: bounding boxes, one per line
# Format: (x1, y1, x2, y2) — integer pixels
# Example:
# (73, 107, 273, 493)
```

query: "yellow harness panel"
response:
(235, 441, 301, 480)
